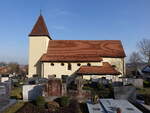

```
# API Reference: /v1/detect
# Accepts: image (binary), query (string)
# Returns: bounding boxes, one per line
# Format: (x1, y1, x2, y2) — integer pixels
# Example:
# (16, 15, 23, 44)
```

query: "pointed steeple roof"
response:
(29, 15, 51, 39)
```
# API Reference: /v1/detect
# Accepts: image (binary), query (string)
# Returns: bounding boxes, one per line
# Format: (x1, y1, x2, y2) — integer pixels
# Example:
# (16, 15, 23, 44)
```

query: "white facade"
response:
(28, 36, 50, 77)
(42, 62, 102, 78)
(40, 57, 125, 80)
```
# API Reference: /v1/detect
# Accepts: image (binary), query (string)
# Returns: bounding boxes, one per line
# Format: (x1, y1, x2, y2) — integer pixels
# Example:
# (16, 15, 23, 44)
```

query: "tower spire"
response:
(29, 15, 51, 39)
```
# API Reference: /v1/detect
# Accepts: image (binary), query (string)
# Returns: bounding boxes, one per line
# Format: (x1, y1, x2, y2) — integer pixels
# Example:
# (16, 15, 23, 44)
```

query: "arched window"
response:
(51, 63, 54, 66)
(87, 63, 91, 66)
(68, 63, 72, 70)
(77, 63, 81, 66)
(112, 65, 116, 68)
(61, 63, 64, 66)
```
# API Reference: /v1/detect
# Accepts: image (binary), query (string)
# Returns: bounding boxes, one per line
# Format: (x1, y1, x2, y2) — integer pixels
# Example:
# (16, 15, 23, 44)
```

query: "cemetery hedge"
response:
(15, 98, 81, 113)
(82, 82, 114, 98)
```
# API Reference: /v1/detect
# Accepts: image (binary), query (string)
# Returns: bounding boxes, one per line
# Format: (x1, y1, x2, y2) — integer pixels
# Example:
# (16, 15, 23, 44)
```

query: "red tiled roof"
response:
(76, 62, 121, 75)
(48, 40, 124, 55)
(29, 15, 51, 39)
(40, 40, 125, 62)
(0, 66, 10, 74)
(40, 54, 102, 62)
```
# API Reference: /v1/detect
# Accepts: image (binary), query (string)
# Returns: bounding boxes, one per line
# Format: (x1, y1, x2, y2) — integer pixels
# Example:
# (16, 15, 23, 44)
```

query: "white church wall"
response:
(28, 36, 49, 78)
(43, 62, 102, 78)
(42, 57, 125, 79)
(102, 58, 125, 75)
(82, 75, 120, 82)
(42, 57, 125, 80)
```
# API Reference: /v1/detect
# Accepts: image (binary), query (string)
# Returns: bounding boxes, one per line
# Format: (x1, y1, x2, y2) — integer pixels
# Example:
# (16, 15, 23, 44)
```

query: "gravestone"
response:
(23, 84, 43, 101)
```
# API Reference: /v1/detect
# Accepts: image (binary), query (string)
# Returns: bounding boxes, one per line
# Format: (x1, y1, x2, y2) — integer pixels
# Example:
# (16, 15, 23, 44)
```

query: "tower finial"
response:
(40, 9, 42, 15)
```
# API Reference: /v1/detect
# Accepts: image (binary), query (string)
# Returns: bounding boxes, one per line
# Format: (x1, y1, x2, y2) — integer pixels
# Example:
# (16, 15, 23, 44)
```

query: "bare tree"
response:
(8, 62, 20, 74)
(24, 65, 28, 75)
(137, 39, 150, 64)
(129, 52, 142, 76)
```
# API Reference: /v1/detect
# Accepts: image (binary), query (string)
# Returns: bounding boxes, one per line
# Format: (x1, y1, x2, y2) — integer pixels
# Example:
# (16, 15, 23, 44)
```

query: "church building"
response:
(28, 15, 126, 81)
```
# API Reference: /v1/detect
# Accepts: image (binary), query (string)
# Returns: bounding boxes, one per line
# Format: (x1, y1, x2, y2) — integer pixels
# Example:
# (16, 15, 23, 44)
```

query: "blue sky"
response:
(0, 0, 150, 64)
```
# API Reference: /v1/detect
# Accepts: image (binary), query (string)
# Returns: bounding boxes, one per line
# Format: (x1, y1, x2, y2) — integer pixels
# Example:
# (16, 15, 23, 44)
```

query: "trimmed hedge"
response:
(83, 82, 114, 98)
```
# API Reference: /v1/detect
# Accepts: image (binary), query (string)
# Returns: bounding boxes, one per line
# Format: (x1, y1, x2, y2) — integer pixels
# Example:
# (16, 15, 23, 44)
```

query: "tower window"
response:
(77, 63, 81, 66)
(87, 63, 91, 66)
(61, 63, 64, 66)
(51, 63, 54, 66)
(68, 63, 72, 70)
(112, 65, 116, 68)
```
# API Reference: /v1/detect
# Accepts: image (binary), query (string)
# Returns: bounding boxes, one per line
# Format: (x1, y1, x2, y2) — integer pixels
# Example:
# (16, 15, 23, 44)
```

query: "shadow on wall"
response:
(66, 72, 79, 85)
(28, 85, 43, 100)
(35, 61, 42, 77)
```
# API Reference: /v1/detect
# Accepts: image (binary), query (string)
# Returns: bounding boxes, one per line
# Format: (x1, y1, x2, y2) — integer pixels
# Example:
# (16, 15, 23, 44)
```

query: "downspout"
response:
(41, 62, 44, 78)
(123, 58, 125, 76)
(43, 63, 44, 78)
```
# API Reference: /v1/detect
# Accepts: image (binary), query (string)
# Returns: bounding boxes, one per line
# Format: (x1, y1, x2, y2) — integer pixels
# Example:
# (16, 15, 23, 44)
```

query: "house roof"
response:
(0, 66, 10, 74)
(76, 62, 121, 75)
(29, 15, 51, 39)
(40, 54, 102, 62)
(40, 40, 125, 62)
(142, 65, 150, 73)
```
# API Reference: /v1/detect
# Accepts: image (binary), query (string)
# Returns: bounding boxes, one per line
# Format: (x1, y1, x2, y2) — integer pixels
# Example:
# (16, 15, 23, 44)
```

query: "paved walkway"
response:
(0, 99, 16, 113)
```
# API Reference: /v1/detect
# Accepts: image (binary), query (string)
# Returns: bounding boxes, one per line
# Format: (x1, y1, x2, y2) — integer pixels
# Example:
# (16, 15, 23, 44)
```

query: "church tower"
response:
(28, 15, 52, 77)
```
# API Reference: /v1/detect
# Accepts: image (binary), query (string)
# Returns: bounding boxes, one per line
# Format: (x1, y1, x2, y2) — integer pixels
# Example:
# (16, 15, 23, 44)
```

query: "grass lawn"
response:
(10, 87, 22, 99)
(137, 88, 150, 95)
(3, 102, 25, 113)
